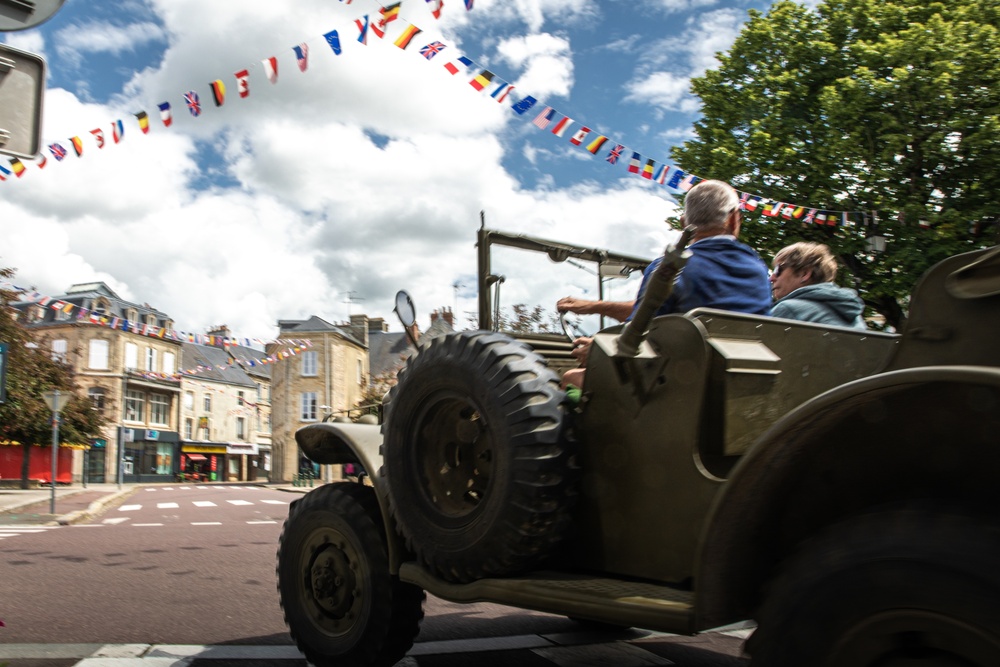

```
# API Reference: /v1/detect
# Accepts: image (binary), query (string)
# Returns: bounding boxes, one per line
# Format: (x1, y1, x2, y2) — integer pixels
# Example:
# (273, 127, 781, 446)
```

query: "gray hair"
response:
(683, 179, 739, 231)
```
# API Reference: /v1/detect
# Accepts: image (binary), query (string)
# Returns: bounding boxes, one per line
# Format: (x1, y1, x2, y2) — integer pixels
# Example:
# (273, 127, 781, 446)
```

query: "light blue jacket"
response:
(771, 283, 866, 329)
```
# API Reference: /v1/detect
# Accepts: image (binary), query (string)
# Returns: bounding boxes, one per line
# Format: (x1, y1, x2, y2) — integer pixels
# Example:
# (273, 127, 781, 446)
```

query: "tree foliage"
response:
(671, 0, 1000, 328)
(0, 269, 106, 486)
(465, 304, 562, 334)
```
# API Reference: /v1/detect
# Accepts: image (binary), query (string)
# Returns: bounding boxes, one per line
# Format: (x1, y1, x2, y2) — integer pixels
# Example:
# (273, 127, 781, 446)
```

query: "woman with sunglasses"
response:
(770, 241, 867, 329)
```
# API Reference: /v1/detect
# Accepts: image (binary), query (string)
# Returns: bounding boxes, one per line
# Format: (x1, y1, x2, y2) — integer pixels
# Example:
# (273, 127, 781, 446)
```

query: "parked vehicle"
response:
(277, 225, 1000, 666)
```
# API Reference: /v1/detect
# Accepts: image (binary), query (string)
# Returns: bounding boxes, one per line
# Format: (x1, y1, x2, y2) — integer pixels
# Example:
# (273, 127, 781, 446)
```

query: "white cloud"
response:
(2, 0, 685, 343)
(53, 21, 166, 68)
(624, 8, 744, 113)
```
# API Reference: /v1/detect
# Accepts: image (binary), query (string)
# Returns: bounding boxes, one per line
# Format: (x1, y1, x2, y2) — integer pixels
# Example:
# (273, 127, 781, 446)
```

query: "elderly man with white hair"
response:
(558, 179, 772, 389)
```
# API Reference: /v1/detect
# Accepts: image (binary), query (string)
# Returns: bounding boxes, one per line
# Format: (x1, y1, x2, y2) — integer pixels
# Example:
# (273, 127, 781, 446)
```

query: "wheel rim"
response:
(831, 609, 1000, 667)
(412, 390, 495, 523)
(299, 526, 368, 637)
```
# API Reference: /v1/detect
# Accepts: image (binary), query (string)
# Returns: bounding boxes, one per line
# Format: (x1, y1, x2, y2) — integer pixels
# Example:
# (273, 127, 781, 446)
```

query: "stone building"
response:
(267, 315, 369, 482)
(177, 338, 272, 482)
(9, 282, 183, 483)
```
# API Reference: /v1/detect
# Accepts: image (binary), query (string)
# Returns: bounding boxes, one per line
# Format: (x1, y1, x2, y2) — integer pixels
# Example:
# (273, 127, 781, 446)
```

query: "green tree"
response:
(0, 269, 106, 488)
(671, 0, 1000, 328)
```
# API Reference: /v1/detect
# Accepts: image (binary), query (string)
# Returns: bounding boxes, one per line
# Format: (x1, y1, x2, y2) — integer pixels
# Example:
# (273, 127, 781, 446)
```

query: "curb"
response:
(56, 487, 139, 526)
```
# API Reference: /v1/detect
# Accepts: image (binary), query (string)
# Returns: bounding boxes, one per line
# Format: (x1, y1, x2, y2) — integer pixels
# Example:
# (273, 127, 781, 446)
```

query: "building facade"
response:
(268, 315, 369, 482)
(178, 336, 272, 482)
(10, 283, 183, 483)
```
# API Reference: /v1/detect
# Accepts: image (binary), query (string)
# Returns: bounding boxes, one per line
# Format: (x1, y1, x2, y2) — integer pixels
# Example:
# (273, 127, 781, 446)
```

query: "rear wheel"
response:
(382, 331, 575, 583)
(748, 508, 1000, 666)
(276, 483, 424, 667)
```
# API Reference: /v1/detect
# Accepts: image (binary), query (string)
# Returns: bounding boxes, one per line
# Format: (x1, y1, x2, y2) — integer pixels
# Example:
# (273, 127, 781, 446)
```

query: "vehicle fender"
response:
(693, 365, 1000, 631)
(294, 422, 408, 572)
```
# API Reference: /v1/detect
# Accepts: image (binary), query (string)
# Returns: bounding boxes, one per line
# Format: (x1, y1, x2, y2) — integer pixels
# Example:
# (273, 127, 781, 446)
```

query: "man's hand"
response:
(556, 296, 594, 314)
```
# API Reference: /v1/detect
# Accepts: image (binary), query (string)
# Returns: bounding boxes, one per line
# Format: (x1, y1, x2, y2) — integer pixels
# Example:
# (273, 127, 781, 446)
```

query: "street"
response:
(0, 484, 750, 666)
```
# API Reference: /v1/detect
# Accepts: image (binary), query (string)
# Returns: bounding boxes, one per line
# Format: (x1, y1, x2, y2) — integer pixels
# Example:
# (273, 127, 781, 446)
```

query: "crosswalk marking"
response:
(119, 505, 142, 512)
(192, 501, 216, 507)
(103, 517, 130, 525)
(156, 503, 179, 509)
(226, 500, 252, 506)
(259, 499, 287, 505)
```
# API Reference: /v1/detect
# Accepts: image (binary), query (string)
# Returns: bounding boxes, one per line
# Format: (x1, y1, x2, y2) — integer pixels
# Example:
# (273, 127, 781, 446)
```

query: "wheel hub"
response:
(305, 537, 361, 630)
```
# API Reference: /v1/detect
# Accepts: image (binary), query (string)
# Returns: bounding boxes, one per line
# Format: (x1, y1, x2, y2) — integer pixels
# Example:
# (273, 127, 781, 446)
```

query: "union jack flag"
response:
(420, 41, 447, 60)
(49, 143, 68, 161)
(185, 91, 202, 117)
(605, 143, 625, 165)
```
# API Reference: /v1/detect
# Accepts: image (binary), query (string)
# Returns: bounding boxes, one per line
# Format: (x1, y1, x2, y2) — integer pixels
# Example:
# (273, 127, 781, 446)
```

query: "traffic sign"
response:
(0, 43, 45, 158)
(0, 0, 67, 32)
(42, 388, 71, 412)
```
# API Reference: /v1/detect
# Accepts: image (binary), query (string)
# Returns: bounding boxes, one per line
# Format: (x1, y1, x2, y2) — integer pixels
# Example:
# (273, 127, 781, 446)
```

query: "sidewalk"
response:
(0, 481, 308, 526)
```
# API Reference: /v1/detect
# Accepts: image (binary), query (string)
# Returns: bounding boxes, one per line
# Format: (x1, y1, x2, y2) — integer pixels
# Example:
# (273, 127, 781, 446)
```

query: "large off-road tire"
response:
(382, 330, 575, 583)
(747, 508, 1000, 666)
(276, 483, 425, 667)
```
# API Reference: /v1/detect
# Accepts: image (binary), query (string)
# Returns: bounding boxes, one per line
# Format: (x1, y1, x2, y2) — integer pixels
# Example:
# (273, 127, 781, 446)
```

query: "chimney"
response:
(368, 317, 389, 333)
(206, 324, 232, 338)
(349, 314, 370, 347)
(430, 307, 454, 327)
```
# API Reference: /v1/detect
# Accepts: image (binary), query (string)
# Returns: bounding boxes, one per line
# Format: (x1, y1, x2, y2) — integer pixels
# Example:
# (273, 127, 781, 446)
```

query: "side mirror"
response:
(394, 290, 419, 347)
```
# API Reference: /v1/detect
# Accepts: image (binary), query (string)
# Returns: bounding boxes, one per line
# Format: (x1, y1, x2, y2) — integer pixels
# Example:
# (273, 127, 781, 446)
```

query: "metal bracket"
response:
(1, 0, 38, 14)
(0, 129, 10, 146)
(0, 56, 15, 74)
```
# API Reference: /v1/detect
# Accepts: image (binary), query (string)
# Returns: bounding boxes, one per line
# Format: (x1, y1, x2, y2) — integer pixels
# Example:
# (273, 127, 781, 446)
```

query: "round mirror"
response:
(394, 290, 416, 328)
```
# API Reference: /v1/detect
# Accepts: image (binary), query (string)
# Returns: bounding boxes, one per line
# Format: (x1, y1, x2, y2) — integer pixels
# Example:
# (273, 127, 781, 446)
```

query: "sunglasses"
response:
(771, 263, 786, 277)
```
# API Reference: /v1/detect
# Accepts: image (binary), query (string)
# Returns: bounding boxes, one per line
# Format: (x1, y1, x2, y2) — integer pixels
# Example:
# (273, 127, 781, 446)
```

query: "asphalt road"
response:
(0, 483, 750, 666)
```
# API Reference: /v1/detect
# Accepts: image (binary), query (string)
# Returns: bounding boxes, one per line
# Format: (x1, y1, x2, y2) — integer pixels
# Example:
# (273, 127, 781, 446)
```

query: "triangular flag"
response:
(324, 30, 342, 55)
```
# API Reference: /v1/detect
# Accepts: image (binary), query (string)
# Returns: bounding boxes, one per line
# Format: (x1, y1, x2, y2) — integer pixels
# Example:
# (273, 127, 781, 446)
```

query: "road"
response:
(0, 483, 750, 666)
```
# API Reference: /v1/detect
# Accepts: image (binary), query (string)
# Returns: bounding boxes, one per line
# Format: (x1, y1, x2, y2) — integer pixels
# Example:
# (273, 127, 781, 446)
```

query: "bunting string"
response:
(0, 280, 314, 380)
(0, 0, 878, 231)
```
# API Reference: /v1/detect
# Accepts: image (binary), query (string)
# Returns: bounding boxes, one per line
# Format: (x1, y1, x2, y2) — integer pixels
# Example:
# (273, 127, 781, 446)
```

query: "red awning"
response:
(185, 453, 207, 462)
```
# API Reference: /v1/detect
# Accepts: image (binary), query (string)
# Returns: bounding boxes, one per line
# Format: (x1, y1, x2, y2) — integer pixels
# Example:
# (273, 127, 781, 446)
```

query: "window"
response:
(184, 418, 193, 440)
(88, 387, 107, 413)
(236, 417, 246, 440)
(203, 394, 212, 412)
(124, 342, 138, 370)
(301, 351, 318, 376)
(127, 308, 138, 323)
(256, 383, 263, 400)
(184, 391, 194, 410)
(145, 347, 157, 372)
(88, 339, 110, 370)
(357, 359, 364, 385)
(264, 413, 271, 433)
(125, 390, 146, 422)
(51, 339, 68, 362)
(163, 351, 175, 376)
(149, 394, 169, 426)
(300, 392, 318, 421)
(237, 390, 245, 407)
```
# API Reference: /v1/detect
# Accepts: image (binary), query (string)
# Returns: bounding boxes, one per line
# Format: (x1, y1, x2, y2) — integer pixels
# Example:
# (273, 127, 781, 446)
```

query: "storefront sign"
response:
(226, 443, 259, 455)
(182, 444, 227, 455)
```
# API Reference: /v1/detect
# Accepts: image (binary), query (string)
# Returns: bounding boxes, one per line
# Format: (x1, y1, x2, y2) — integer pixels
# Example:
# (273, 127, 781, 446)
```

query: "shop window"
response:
(88, 339, 110, 370)
(300, 392, 318, 421)
(301, 351, 318, 377)
(125, 342, 138, 370)
(125, 389, 145, 422)
(149, 394, 169, 426)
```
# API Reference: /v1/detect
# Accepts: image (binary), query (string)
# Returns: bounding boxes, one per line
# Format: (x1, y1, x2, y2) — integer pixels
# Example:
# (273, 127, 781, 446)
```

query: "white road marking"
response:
(157, 503, 179, 509)
(190, 522, 221, 526)
(259, 499, 287, 505)
(119, 504, 142, 511)
(226, 500, 253, 506)
(246, 520, 277, 525)
(132, 523, 164, 527)
(102, 517, 130, 525)
(192, 501, 216, 507)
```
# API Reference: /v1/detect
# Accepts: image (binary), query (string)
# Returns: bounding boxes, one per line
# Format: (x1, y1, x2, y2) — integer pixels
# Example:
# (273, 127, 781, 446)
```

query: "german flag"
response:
(380, 2, 401, 25)
(394, 23, 421, 49)
(70, 136, 84, 157)
(210, 79, 226, 107)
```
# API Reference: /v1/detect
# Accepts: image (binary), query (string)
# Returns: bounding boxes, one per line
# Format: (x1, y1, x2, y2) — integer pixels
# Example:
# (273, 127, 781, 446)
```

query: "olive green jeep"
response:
(277, 226, 1000, 667)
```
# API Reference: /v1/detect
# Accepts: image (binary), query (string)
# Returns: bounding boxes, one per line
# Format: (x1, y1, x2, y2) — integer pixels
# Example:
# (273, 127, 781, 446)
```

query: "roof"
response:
(225, 344, 272, 381)
(181, 343, 257, 388)
(277, 316, 366, 348)
(368, 317, 456, 378)
(13, 281, 171, 328)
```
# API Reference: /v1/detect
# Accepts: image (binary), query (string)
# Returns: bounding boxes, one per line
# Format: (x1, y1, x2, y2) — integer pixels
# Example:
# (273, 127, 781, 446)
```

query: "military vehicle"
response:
(276, 224, 1000, 666)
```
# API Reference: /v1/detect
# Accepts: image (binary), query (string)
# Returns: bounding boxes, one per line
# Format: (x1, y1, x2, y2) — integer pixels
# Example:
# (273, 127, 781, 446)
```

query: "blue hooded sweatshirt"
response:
(771, 282, 867, 329)
(629, 236, 772, 320)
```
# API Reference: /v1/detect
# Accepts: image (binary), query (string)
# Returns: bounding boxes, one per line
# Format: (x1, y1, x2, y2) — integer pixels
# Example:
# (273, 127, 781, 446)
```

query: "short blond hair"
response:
(773, 242, 839, 283)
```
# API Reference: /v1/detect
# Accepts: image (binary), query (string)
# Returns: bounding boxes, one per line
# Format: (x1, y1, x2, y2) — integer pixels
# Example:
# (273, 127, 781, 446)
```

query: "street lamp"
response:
(42, 389, 71, 514)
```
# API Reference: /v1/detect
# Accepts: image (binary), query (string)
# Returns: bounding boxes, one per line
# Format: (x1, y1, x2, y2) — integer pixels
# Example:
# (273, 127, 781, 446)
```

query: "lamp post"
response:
(41, 389, 71, 515)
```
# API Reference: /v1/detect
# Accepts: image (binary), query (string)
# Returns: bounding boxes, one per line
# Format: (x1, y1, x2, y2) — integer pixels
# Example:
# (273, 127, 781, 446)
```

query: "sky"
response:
(0, 0, 792, 342)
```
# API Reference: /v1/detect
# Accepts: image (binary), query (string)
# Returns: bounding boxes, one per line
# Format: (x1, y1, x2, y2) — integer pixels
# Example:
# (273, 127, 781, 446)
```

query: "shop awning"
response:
(185, 453, 207, 462)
